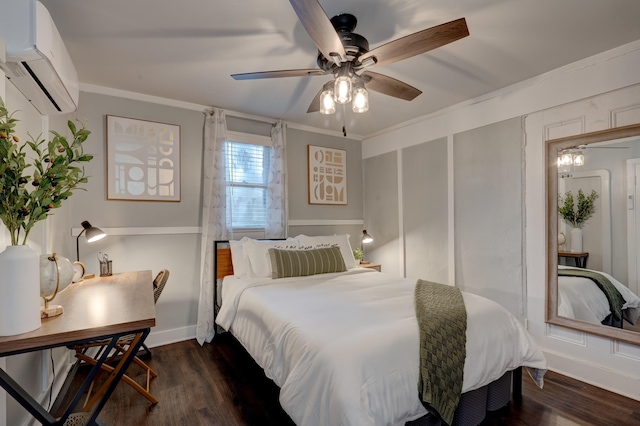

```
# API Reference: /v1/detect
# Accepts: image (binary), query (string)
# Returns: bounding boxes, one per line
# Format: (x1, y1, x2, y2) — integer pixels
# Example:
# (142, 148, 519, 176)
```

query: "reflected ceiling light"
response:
(573, 151, 585, 166)
(557, 149, 585, 178)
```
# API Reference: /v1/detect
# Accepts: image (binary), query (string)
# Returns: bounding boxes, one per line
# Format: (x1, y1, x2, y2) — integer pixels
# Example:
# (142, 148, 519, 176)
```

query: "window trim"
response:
(226, 130, 272, 147)
(225, 131, 273, 231)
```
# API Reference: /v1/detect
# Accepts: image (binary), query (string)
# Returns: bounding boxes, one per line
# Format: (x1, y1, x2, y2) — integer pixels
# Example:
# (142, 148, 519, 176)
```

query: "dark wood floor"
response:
(55, 334, 640, 425)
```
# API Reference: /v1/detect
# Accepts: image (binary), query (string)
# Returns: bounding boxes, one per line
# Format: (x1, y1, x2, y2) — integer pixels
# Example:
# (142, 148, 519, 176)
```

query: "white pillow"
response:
(243, 238, 299, 278)
(229, 237, 250, 278)
(295, 234, 357, 270)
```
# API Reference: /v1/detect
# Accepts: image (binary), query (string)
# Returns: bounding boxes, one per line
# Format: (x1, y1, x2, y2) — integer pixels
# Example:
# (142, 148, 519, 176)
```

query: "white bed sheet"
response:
(217, 269, 546, 426)
(558, 266, 640, 325)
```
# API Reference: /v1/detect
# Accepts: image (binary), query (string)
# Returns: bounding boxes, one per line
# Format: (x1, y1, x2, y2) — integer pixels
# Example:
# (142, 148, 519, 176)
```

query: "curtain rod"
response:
(204, 107, 278, 125)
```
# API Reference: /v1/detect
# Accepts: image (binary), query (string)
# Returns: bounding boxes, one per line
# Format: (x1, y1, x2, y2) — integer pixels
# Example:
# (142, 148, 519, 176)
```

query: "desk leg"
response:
(58, 329, 150, 426)
(82, 330, 149, 425)
(0, 368, 58, 424)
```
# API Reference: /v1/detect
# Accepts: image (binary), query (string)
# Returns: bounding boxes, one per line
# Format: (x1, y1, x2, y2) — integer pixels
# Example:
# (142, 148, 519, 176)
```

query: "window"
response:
(225, 140, 271, 230)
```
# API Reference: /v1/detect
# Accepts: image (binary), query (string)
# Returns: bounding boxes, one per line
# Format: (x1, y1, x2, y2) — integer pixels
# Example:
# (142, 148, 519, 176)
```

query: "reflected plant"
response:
(558, 189, 598, 228)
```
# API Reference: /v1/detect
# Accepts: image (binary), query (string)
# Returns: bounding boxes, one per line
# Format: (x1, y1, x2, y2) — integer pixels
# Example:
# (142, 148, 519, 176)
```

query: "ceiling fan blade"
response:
(289, 0, 347, 64)
(232, 69, 326, 80)
(361, 71, 422, 101)
(359, 18, 469, 67)
(307, 87, 323, 113)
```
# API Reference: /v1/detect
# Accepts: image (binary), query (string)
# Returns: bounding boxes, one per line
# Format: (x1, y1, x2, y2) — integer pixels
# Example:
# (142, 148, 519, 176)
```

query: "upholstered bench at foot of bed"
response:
(406, 369, 514, 426)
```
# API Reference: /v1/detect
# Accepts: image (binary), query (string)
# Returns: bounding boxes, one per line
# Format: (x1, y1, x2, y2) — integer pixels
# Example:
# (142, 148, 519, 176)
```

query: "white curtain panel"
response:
(266, 120, 288, 238)
(196, 108, 229, 344)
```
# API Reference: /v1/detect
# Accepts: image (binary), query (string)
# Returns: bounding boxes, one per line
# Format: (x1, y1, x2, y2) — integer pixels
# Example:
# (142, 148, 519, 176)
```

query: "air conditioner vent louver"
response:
(4, 62, 27, 78)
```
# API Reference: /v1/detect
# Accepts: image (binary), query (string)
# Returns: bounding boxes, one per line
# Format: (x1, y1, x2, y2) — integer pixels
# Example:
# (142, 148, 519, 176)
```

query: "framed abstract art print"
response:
(106, 115, 180, 201)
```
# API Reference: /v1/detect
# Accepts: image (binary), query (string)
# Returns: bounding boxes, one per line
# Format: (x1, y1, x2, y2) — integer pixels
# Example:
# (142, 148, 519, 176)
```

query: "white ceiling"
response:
(40, 0, 640, 138)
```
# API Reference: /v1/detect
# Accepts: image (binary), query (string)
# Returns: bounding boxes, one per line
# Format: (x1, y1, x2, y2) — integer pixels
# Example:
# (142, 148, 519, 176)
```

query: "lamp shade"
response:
(76, 220, 107, 261)
(85, 226, 106, 242)
(361, 230, 373, 244)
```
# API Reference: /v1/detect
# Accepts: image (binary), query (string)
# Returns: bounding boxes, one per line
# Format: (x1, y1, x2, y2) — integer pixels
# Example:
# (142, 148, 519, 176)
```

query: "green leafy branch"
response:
(558, 189, 598, 228)
(0, 97, 93, 245)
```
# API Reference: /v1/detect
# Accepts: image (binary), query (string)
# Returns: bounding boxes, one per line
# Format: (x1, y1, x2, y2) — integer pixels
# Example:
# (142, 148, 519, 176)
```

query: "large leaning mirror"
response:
(547, 123, 640, 345)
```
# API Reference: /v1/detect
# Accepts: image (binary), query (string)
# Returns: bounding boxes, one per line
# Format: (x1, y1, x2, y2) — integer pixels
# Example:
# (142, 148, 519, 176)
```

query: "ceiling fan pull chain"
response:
(342, 104, 347, 137)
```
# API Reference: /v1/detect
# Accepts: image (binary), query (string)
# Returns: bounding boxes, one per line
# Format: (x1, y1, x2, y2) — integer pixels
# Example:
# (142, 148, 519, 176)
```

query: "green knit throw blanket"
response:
(558, 268, 626, 322)
(414, 280, 467, 426)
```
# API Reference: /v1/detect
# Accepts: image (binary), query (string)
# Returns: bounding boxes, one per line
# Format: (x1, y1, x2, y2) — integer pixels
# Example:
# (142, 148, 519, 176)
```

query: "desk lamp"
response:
(75, 221, 107, 281)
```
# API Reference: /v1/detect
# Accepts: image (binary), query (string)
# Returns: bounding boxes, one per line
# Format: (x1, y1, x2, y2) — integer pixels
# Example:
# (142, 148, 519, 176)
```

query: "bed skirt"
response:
(407, 369, 515, 426)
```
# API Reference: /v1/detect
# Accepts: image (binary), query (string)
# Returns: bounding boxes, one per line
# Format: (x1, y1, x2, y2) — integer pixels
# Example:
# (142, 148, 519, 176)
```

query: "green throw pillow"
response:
(268, 246, 347, 279)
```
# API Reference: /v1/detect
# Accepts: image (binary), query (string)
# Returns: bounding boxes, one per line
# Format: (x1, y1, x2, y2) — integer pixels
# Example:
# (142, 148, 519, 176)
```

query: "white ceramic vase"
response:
(570, 227, 583, 253)
(0, 245, 42, 336)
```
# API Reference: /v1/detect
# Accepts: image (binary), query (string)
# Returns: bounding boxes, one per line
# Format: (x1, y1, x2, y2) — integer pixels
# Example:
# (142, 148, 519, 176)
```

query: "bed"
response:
(558, 265, 640, 328)
(213, 236, 547, 426)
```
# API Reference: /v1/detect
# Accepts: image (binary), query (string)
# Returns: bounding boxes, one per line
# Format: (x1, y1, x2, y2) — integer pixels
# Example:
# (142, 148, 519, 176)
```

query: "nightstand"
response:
(558, 251, 589, 268)
(359, 262, 381, 272)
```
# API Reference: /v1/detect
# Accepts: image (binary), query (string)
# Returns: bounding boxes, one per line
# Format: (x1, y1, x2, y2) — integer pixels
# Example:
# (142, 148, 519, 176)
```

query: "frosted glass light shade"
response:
(320, 86, 336, 115)
(334, 75, 352, 104)
(352, 85, 369, 113)
(573, 152, 584, 166)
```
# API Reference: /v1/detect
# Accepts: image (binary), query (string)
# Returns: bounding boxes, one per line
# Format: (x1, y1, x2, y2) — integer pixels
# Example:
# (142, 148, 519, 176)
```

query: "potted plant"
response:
(353, 247, 364, 263)
(558, 189, 598, 253)
(0, 96, 93, 335)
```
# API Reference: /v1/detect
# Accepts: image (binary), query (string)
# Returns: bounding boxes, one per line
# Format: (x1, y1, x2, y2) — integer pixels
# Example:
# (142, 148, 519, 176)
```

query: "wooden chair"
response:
(71, 269, 170, 407)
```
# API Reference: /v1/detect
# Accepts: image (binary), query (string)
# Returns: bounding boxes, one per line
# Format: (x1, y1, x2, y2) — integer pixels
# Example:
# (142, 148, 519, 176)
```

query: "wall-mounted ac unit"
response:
(0, 0, 79, 115)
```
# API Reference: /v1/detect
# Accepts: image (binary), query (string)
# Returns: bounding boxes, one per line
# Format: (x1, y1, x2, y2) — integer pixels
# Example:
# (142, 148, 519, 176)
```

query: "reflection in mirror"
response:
(547, 124, 640, 345)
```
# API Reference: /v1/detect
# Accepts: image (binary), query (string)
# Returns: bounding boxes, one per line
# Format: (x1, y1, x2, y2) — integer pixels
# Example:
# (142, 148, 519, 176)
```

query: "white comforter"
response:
(558, 266, 640, 325)
(216, 269, 547, 426)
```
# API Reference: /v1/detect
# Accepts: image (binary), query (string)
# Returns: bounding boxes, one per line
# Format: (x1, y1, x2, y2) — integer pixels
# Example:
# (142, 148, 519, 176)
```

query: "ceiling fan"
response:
(231, 0, 469, 117)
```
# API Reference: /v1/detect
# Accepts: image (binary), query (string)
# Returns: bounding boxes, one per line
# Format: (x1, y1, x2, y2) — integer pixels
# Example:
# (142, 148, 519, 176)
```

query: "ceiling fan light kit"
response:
(334, 72, 353, 104)
(352, 81, 369, 113)
(232, 0, 469, 128)
(320, 81, 336, 115)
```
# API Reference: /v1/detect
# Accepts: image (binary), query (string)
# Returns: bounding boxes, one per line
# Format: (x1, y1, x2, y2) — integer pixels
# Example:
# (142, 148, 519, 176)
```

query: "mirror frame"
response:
(546, 123, 640, 345)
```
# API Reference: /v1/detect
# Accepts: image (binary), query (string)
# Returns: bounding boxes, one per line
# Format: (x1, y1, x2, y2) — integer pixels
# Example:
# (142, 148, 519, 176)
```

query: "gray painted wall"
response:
(363, 118, 525, 320)
(403, 138, 449, 284)
(61, 92, 203, 231)
(287, 127, 362, 221)
(363, 151, 400, 276)
(453, 117, 524, 320)
(287, 127, 364, 249)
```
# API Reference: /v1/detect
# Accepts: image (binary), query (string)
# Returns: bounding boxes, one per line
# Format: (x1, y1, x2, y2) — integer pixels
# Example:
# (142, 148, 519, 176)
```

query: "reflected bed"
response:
(558, 266, 640, 327)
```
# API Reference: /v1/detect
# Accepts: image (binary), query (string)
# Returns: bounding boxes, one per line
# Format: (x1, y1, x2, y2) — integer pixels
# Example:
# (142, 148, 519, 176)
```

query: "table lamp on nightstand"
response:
(360, 230, 373, 264)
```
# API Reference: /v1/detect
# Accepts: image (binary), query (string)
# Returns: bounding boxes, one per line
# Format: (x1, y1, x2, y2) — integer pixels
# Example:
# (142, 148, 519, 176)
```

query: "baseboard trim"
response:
(145, 325, 197, 349)
(543, 349, 640, 402)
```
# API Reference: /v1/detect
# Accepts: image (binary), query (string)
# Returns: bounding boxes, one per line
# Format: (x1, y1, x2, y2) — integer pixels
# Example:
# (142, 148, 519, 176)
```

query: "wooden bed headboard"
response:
(214, 238, 285, 321)
(214, 240, 232, 321)
(215, 244, 234, 279)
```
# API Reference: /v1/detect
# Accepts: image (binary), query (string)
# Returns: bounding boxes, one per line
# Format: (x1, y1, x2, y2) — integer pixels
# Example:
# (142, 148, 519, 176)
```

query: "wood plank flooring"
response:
(54, 333, 640, 425)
